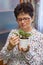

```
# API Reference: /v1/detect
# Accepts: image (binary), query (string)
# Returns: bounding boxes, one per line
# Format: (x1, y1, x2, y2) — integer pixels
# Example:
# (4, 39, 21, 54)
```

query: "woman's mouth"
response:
(22, 24, 26, 27)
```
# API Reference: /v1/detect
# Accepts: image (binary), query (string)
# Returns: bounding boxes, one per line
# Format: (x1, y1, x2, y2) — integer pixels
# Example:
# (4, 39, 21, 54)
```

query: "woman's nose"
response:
(21, 20, 25, 23)
(21, 20, 26, 25)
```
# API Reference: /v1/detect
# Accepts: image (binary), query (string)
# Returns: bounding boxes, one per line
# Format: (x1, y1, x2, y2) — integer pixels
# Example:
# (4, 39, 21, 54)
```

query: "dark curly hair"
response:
(14, 2, 34, 18)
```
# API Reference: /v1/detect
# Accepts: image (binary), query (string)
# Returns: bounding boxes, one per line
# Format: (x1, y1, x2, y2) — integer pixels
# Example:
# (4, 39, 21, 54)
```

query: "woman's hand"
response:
(7, 35, 20, 51)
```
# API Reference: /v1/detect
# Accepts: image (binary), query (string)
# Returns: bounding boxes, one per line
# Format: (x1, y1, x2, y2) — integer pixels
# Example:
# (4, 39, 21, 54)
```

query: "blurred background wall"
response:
(38, 0, 43, 33)
(0, 0, 19, 33)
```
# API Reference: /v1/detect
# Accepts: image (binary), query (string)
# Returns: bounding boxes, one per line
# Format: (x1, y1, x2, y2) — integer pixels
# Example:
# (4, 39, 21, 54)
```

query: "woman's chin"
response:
(21, 27, 27, 30)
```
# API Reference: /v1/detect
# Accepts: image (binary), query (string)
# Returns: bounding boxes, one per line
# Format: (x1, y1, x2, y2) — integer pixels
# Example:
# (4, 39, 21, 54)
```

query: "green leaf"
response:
(18, 29, 32, 38)
(19, 29, 25, 36)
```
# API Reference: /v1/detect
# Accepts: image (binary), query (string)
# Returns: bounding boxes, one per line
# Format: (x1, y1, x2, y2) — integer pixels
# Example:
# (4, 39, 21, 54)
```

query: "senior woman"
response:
(1, 2, 43, 65)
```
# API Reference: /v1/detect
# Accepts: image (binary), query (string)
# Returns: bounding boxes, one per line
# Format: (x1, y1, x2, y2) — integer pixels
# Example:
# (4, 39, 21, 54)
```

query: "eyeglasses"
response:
(17, 17, 31, 22)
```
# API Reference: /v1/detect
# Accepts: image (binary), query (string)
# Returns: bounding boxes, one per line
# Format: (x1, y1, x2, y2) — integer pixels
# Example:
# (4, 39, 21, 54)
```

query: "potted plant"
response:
(14, 29, 32, 52)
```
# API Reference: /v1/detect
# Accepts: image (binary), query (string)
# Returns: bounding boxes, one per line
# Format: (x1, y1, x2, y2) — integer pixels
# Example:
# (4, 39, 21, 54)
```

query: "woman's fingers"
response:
(18, 44, 30, 52)
(10, 36, 19, 41)
(9, 36, 20, 45)
(7, 35, 20, 51)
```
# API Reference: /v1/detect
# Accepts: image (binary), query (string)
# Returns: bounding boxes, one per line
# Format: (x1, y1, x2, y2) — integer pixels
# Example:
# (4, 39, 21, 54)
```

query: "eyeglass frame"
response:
(17, 17, 31, 22)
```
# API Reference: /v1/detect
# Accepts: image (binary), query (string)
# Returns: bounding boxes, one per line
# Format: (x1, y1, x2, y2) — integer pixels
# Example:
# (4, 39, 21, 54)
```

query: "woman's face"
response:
(17, 12, 34, 30)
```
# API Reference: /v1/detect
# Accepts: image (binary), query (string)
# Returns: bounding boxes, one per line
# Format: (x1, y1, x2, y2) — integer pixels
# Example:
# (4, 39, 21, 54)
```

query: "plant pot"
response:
(18, 39, 30, 52)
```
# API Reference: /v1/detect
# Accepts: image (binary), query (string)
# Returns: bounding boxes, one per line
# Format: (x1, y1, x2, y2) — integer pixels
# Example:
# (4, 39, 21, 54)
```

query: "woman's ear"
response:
(32, 16, 34, 22)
